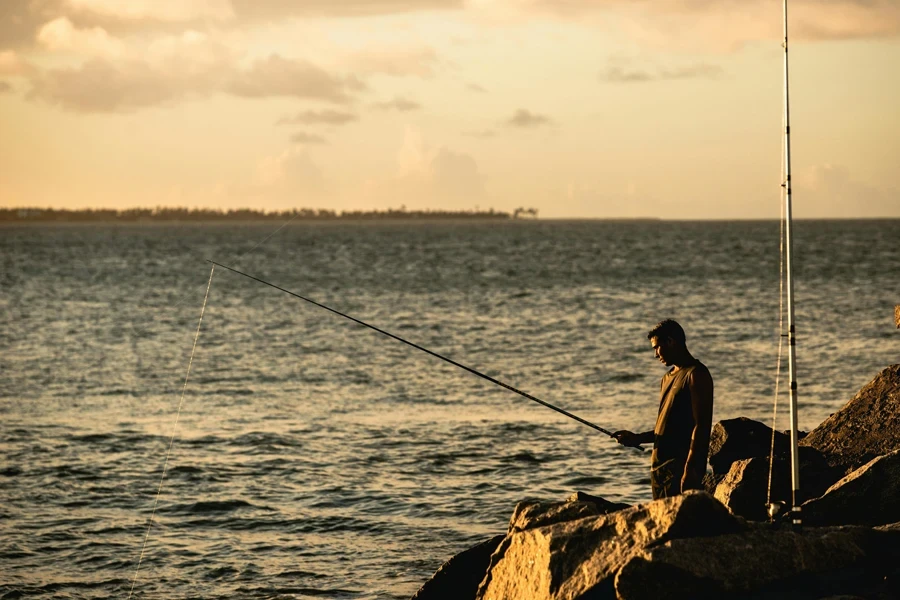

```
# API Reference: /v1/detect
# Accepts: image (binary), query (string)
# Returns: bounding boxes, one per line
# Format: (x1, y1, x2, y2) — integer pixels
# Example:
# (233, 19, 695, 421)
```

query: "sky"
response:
(0, 0, 898, 219)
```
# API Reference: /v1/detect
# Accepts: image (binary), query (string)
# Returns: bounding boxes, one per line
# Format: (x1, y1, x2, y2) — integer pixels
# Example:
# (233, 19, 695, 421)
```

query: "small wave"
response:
(500, 450, 541, 464)
(565, 475, 608, 487)
(205, 565, 239, 580)
(254, 586, 361, 597)
(164, 499, 273, 514)
(609, 372, 644, 383)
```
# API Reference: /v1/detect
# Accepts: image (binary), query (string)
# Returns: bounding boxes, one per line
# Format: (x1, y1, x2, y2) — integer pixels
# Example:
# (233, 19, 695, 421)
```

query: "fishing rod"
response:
(208, 260, 639, 446)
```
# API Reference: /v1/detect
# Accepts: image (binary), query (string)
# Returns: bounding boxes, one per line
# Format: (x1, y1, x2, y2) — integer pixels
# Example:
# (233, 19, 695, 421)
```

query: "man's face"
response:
(650, 336, 673, 366)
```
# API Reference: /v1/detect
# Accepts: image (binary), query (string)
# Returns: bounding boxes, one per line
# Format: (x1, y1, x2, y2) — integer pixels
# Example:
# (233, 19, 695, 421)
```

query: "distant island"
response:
(1, 206, 540, 222)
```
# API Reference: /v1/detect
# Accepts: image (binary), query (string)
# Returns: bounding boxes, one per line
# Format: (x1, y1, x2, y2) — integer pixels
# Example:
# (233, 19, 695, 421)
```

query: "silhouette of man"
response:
(613, 320, 714, 499)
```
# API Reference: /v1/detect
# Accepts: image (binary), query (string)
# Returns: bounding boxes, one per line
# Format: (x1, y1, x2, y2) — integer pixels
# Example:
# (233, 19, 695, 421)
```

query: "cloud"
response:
(29, 59, 194, 111)
(27, 51, 365, 112)
(37, 17, 126, 58)
(229, 0, 464, 20)
(0, 0, 464, 54)
(363, 126, 485, 208)
(798, 163, 899, 218)
(0, 81, 13, 93)
(466, 82, 487, 93)
(276, 109, 358, 126)
(64, 0, 234, 22)
(600, 62, 723, 83)
(430, 147, 485, 200)
(508, 0, 900, 48)
(227, 55, 365, 104)
(255, 147, 326, 203)
(290, 131, 327, 144)
(506, 108, 552, 128)
(463, 129, 496, 138)
(372, 96, 422, 111)
(0, 51, 34, 76)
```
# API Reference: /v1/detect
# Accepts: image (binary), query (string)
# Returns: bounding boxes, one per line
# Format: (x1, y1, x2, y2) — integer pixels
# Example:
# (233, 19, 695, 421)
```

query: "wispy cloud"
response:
(466, 83, 487, 93)
(506, 109, 552, 128)
(276, 109, 358, 126)
(230, 0, 463, 20)
(28, 52, 366, 112)
(0, 81, 13, 93)
(512, 0, 900, 46)
(600, 62, 723, 83)
(227, 55, 365, 103)
(373, 96, 422, 111)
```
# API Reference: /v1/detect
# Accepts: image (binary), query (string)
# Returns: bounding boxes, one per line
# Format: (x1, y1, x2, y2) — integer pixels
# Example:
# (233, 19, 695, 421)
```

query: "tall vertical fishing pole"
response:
(782, 0, 802, 528)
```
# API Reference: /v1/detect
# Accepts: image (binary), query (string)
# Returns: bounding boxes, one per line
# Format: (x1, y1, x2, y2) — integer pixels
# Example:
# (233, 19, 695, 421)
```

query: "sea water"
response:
(1, 219, 898, 598)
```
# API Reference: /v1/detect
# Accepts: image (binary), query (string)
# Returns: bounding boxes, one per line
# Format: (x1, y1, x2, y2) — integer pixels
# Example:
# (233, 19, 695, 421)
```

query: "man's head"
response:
(647, 319, 686, 367)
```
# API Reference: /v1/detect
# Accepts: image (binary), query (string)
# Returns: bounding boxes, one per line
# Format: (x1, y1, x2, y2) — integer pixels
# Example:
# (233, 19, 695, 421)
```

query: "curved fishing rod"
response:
(208, 260, 640, 447)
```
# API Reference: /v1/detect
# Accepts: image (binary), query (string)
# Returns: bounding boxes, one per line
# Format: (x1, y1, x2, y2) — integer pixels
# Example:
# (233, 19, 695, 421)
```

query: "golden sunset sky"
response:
(1, 0, 898, 218)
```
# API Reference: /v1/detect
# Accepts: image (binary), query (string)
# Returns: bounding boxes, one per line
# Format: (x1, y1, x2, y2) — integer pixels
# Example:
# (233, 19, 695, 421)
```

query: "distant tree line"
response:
(0, 206, 540, 222)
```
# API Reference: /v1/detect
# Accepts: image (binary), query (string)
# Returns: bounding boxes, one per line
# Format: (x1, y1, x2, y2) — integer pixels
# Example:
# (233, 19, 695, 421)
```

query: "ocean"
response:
(1, 219, 898, 599)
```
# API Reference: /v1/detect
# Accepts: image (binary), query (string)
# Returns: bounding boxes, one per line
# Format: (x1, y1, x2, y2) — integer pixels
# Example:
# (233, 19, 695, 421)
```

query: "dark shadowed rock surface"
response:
(708, 417, 803, 475)
(803, 449, 900, 527)
(801, 364, 900, 474)
(614, 524, 900, 600)
(475, 492, 741, 600)
(411, 534, 504, 600)
(714, 458, 784, 522)
(702, 471, 726, 495)
(714, 451, 840, 521)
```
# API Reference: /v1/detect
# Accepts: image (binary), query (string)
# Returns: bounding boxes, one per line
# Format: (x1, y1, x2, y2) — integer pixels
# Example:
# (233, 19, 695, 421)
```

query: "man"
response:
(613, 319, 714, 500)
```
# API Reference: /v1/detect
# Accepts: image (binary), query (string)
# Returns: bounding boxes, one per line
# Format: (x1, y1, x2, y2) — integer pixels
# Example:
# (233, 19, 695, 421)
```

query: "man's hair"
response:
(648, 319, 686, 345)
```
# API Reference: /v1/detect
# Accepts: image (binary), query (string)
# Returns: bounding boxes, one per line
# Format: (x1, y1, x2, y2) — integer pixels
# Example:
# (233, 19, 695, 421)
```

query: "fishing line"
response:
(767, 121, 788, 513)
(128, 265, 215, 599)
(207, 260, 637, 444)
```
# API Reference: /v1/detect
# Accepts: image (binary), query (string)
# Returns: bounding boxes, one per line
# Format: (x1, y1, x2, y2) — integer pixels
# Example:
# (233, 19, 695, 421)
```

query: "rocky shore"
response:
(412, 364, 900, 600)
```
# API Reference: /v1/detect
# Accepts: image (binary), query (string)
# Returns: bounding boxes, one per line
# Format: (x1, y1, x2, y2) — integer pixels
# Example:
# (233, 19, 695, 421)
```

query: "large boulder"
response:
(475, 491, 742, 600)
(803, 449, 900, 527)
(507, 493, 629, 534)
(800, 364, 900, 474)
(714, 458, 787, 522)
(614, 524, 900, 600)
(707, 417, 797, 475)
(411, 534, 504, 600)
(714, 451, 840, 521)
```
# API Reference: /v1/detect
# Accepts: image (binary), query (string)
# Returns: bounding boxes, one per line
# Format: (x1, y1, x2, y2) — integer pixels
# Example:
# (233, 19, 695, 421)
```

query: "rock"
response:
(802, 449, 900, 527)
(411, 534, 505, 600)
(614, 524, 900, 600)
(708, 417, 792, 475)
(476, 491, 742, 600)
(714, 458, 785, 521)
(507, 493, 629, 534)
(800, 364, 900, 474)
(702, 471, 726, 496)
(565, 491, 630, 515)
(714, 452, 841, 521)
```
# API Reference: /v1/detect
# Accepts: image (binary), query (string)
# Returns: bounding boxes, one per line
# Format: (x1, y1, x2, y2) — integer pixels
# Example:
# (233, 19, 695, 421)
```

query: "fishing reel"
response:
(766, 502, 785, 522)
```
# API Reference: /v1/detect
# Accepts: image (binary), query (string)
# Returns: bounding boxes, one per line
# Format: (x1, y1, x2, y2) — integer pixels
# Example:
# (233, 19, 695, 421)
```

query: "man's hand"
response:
(613, 430, 643, 448)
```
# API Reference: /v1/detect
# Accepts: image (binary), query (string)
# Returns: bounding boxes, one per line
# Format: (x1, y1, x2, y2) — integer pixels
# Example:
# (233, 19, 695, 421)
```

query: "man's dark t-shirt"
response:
(650, 360, 712, 500)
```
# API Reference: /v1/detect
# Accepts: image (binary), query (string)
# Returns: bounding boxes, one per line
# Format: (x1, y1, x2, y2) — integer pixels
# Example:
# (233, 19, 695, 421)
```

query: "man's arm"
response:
(613, 430, 655, 447)
(682, 368, 714, 491)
